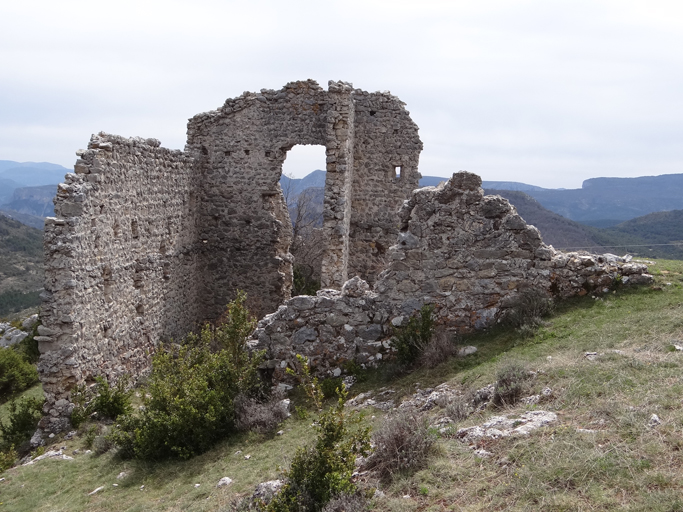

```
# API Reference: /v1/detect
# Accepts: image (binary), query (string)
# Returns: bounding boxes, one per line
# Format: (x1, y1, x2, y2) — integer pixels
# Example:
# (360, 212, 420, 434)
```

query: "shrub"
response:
(391, 305, 436, 366)
(0, 346, 39, 402)
(492, 362, 531, 407)
(0, 396, 43, 453)
(418, 329, 458, 368)
(445, 394, 471, 422)
(92, 429, 114, 455)
(320, 377, 343, 400)
(364, 407, 435, 482)
(109, 292, 266, 460)
(234, 393, 289, 434)
(90, 376, 132, 420)
(16, 332, 40, 364)
(268, 358, 370, 512)
(0, 446, 17, 473)
(321, 492, 368, 512)
(70, 376, 133, 428)
(501, 289, 554, 329)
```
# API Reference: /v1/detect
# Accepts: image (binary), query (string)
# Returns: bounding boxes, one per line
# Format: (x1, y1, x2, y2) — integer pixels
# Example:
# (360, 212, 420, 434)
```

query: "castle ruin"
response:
(36, 80, 652, 432)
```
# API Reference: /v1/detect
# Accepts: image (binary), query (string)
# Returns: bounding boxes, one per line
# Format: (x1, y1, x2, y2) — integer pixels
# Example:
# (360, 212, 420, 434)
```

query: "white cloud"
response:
(1, 0, 683, 187)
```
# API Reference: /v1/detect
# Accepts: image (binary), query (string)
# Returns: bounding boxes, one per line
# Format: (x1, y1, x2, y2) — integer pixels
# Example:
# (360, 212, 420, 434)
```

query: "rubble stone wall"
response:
(252, 172, 653, 378)
(38, 134, 199, 430)
(375, 171, 652, 330)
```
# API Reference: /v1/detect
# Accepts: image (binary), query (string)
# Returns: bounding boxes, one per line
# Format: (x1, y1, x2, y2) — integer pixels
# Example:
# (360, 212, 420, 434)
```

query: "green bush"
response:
(15, 325, 40, 364)
(0, 446, 17, 473)
(390, 305, 436, 366)
(70, 376, 133, 428)
(268, 359, 370, 512)
(109, 292, 266, 460)
(320, 378, 343, 400)
(0, 346, 39, 402)
(0, 396, 43, 452)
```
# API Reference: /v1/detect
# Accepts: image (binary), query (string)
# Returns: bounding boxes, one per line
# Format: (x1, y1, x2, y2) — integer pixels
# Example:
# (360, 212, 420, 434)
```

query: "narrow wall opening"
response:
(280, 144, 327, 296)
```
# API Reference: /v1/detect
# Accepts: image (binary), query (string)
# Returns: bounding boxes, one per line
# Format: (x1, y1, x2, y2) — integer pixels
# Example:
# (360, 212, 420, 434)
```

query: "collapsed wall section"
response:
(252, 172, 653, 378)
(38, 133, 199, 432)
(375, 172, 653, 330)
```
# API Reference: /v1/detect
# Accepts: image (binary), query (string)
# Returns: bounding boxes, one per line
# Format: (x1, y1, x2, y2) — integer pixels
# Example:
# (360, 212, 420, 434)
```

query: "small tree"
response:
(268, 356, 371, 512)
(390, 305, 436, 365)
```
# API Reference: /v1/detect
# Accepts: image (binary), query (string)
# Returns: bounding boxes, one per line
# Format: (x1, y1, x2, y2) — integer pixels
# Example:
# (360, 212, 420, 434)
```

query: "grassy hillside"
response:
(0, 215, 43, 317)
(2, 261, 683, 511)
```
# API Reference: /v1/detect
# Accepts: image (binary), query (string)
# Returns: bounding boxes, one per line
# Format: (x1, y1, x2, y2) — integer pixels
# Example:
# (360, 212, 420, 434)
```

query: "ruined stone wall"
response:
(252, 172, 653, 378)
(251, 277, 392, 383)
(185, 80, 329, 318)
(38, 133, 199, 431)
(184, 80, 423, 312)
(38, 80, 424, 431)
(375, 172, 653, 331)
(346, 90, 422, 285)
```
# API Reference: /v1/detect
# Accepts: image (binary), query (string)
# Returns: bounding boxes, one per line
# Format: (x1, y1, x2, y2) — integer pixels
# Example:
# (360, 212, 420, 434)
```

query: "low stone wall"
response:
(251, 277, 392, 382)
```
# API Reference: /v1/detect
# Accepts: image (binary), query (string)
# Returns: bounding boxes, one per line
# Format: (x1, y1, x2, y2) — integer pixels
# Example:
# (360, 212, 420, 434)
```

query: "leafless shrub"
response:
(418, 329, 458, 368)
(364, 408, 435, 482)
(492, 362, 532, 408)
(445, 393, 472, 422)
(322, 492, 368, 512)
(501, 288, 554, 330)
(234, 394, 289, 434)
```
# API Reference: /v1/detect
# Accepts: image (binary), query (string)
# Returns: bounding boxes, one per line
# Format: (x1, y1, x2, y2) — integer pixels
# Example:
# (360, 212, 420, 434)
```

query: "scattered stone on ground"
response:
(649, 414, 662, 427)
(520, 387, 553, 405)
(217, 477, 233, 488)
(474, 448, 493, 458)
(250, 480, 283, 505)
(455, 411, 558, 444)
(22, 449, 74, 466)
(457, 346, 478, 357)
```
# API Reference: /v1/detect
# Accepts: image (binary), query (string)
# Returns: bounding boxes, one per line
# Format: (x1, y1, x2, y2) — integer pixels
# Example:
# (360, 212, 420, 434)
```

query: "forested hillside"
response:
(0, 215, 43, 316)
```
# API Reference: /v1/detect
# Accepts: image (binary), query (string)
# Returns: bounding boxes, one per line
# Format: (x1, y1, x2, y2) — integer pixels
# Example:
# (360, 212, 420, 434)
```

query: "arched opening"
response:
(280, 144, 327, 296)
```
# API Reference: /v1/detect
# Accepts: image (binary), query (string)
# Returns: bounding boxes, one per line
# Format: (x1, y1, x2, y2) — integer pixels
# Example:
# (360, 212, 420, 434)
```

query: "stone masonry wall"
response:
(184, 79, 422, 316)
(374, 171, 653, 331)
(38, 133, 199, 431)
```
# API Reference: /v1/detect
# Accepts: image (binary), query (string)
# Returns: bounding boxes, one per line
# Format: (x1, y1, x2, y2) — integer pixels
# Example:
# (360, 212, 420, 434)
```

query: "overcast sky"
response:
(1, 0, 682, 188)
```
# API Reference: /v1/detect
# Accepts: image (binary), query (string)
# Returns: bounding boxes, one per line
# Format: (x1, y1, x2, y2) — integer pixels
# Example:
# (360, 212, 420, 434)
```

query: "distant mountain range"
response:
(280, 171, 683, 260)
(0, 160, 68, 229)
(419, 173, 683, 225)
(1, 161, 683, 257)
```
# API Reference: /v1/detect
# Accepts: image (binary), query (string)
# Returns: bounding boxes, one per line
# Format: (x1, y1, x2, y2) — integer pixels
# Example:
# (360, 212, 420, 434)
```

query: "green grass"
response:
(2, 260, 683, 510)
